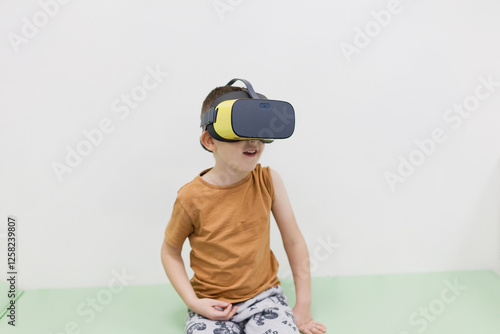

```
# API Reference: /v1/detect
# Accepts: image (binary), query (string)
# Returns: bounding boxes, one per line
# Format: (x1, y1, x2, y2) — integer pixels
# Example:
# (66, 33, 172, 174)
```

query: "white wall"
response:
(0, 0, 499, 290)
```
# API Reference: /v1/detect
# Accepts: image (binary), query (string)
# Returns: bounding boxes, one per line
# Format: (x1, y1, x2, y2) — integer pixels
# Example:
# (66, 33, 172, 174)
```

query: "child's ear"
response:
(200, 130, 215, 152)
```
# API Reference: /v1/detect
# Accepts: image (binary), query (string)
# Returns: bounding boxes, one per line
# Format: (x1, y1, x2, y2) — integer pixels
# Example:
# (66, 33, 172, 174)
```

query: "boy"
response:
(161, 80, 327, 334)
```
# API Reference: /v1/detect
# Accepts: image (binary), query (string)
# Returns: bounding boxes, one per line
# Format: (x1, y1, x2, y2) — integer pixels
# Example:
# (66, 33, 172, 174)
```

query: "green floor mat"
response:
(1, 270, 499, 333)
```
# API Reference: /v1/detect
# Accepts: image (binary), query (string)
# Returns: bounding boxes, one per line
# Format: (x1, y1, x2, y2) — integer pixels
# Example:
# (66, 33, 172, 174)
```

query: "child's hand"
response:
(190, 298, 238, 321)
(293, 305, 327, 334)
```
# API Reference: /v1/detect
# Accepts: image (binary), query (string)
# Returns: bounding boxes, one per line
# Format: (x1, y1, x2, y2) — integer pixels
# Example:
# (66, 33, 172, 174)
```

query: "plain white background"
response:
(0, 0, 499, 290)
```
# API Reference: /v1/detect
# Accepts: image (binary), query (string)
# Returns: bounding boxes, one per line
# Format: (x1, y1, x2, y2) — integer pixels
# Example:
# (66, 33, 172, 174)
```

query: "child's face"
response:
(212, 139, 265, 174)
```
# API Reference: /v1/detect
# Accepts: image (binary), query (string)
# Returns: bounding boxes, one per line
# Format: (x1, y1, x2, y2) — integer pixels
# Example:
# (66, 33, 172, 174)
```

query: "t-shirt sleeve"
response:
(164, 198, 194, 248)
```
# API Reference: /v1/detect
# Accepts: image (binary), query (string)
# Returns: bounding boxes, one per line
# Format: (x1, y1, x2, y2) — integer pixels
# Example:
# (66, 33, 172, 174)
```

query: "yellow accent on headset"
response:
(212, 99, 240, 140)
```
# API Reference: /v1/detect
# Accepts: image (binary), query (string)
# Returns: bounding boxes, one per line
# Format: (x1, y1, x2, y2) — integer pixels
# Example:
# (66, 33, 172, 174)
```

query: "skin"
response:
(160, 131, 327, 334)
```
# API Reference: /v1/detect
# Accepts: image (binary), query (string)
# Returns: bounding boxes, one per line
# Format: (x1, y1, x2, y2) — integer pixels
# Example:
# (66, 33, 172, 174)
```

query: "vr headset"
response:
(200, 78, 295, 145)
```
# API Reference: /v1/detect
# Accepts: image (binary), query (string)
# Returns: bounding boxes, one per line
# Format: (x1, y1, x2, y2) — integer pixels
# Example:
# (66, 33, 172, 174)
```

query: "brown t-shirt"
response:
(164, 164, 281, 303)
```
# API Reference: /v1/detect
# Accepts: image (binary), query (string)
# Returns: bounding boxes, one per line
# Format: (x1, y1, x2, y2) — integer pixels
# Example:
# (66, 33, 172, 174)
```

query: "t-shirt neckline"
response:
(196, 167, 254, 190)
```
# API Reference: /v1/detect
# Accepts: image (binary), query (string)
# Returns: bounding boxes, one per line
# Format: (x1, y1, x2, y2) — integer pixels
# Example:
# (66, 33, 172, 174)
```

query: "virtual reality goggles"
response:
(200, 78, 295, 143)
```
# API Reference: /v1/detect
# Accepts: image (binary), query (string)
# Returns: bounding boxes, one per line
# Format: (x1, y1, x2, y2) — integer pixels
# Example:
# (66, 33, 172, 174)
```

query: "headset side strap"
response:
(200, 107, 218, 128)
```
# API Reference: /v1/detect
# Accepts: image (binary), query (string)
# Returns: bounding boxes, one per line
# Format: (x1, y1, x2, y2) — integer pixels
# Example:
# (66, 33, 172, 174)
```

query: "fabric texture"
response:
(165, 164, 281, 303)
(184, 285, 298, 334)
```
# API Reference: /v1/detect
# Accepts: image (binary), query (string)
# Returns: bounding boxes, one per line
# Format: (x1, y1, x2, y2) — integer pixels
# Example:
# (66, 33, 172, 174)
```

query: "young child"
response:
(161, 81, 327, 334)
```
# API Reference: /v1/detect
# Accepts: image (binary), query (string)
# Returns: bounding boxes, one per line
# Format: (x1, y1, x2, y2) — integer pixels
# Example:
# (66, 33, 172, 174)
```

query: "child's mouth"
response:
(243, 150, 257, 157)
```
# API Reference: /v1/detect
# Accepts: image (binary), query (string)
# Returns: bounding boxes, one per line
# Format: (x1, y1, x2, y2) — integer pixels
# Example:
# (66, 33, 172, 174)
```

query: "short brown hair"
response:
(201, 86, 245, 117)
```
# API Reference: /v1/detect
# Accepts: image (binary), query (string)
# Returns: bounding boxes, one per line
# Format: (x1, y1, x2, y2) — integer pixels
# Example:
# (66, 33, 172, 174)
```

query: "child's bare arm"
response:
(270, 169, 327, 334)
(160, 239, 238, 320)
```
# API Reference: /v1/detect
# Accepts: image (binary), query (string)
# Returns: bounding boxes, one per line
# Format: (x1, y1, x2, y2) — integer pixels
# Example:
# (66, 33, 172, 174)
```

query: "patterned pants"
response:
(185, 286, 299, 334)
